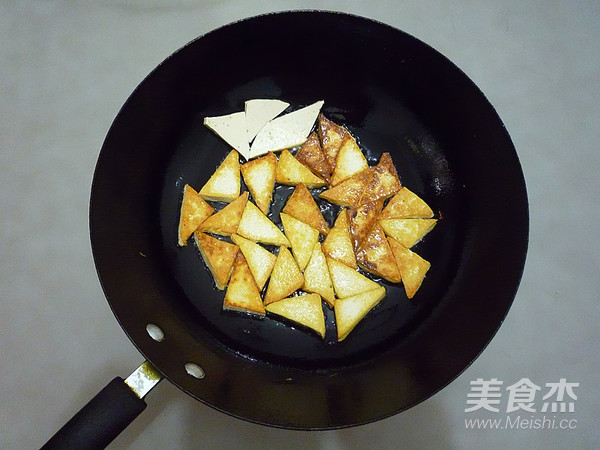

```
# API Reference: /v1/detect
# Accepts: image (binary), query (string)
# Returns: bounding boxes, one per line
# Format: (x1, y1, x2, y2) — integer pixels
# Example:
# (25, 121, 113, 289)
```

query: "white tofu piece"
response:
(204, 111, 250, 158)
(248, 100, 324, 159)
(245, 99, 289, 144)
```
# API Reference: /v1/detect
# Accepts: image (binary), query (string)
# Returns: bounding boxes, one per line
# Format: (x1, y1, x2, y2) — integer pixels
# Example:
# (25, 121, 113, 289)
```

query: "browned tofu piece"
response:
(295, 131, 332, 182)
(223, 252, 265, 316)
(199, 191, 248, 236)
(193, 232, 239, 290)
(347, 200, 384, 251)
(177, 184, 214, 246)
(275, 149, 327, 188)
(388, 237, 431, 299)
(356, 222, 402, 283)
(282, 183, 329, 235)
(379, 187, 435, 219)
(240, 152, 277, 215)
(329, 134, 369, 186)
(359, 153, 401, 205)
(319, 167, 372, 209)
(322, 209, 357, 269)
(317, 114, 348, 171)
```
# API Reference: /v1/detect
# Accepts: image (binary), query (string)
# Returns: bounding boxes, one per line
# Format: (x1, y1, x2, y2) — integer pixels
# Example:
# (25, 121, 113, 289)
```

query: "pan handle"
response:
(41, 361, 162, 450)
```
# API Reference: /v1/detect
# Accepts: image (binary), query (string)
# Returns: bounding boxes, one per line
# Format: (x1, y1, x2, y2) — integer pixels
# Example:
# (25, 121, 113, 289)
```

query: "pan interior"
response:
(91, 11, 527, 428)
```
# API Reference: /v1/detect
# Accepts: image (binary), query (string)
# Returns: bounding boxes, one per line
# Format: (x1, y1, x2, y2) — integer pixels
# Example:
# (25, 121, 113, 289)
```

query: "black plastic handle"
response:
(41, 377, 147, 450)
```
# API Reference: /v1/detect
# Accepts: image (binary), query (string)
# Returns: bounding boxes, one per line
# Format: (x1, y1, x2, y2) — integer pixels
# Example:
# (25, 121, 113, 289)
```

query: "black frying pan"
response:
(44, 10, 528, 449)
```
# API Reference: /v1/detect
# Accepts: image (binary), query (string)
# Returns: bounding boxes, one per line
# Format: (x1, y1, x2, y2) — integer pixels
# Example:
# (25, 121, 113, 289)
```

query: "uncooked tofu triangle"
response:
(388, 237, 431, 299)
(329, 135, 369, 186)
(231, 234, 277, 291)
(326, 257, 381, 299)
(264, 246, 304, 305)
(204, 112, 250, 158)
(177, 184, 214, 246)
(223, 252, 265, 316)
(282, 183, 329, 235)
(379, 187, 434, 219)
(335, 286, 386, 341)
(199, 191, 248, 236)
(199, 150, 241, 203)
(245, 99, 289, 144)
(249, 100, 324, 158)
(276, 150, 327, 188)
(266, 293, 326, 338)
(356, 222, 401, 283)
(193, 232, 239, 290)
(322, 209, 357, 269)
(237, 201, 290, 247)
(280, 212, 320, 271)
(379, 218, 437, 248)
(240, 152, 277, 215)
(303, 243, 336, 307)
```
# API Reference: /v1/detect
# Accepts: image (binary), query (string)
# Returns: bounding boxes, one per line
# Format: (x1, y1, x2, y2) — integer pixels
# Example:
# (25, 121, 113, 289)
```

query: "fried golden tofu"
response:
(379, 218, 437, 248)
(178, 184, 214, 246)
(193, 232, 239, 290)
(326, 257, 381, 299)
(237, 201, 291, 247)
(282, 183, 329, 235)
(240, 152, 277, 215)
(223, 252, 265, 315)
(335, 286, 386, 341)
(356, 222, 402, 283)
(347, 200, 384, 251)
(388, 237, 431, 299)
(379, 187, 434, 219)
(275, 149, 327, 188)
(231, 234, 276, 290)
(358, 153, 401, 205)
(322, 209, 357, 269)
(280, 212, 320, 271)
(199, 149, 241, 202)
(302, 242, 336, 308)
(199, 191, 248, 236)
(266, 293, 326, 338)
(317, 114, 348, 171)
(329, 135, 369, 186)
(264, 246, 305, 305)
(295, 131, 332, 182)
(318, 167, 371, 209)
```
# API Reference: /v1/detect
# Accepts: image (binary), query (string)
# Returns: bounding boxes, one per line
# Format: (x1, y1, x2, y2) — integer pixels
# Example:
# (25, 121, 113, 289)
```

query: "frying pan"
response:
(43, 10, 528, 449)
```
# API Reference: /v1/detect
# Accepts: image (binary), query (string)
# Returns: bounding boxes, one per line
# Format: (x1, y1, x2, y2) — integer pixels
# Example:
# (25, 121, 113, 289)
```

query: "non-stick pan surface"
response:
(90, 11, 528, 429)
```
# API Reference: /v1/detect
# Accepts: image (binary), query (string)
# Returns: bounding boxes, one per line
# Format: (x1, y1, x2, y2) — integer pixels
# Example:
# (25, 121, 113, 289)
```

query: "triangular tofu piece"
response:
(359, 153, 401, 205)
(379, 187, 434, 219)
(303, 243, 336, 307)
(322, 209, 357, 269)
(356, 222, 401, 283)
(275, 149, 327, 188)
(282, 183, 329, 235)
(237, 201, 290, 247)
(318, 167, 371, 209)
(231, 234, 277, 290)
(199, 150, 241, 203)
(245, 99, 289, 144)
(204, 112, 250, 158)
(193, 232, 239, 290)
(317, 114, 348, 171)
(264, 246, 304, 305)
(223, 252, 265, 316)
(335, 286, 386, 341)
(240, 152, 277, 215)
(249, 100, 324, 158)
(199, 191, 248, 236)
(266, 293, 326, 338)
(295, 131, 332, 182)
(280, 212, 320, 271)
(379, 218, 437, 248)
(178, 184, 214, 246)
(329, 135, 369, 186)
(347, 200, 384, 251)
(388, 237, 431, 299)
(326, 257, 380, 298)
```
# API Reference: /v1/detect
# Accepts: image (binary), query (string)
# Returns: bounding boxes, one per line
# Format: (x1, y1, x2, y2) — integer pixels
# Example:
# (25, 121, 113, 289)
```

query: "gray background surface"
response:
(1, 1, 598, 448)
